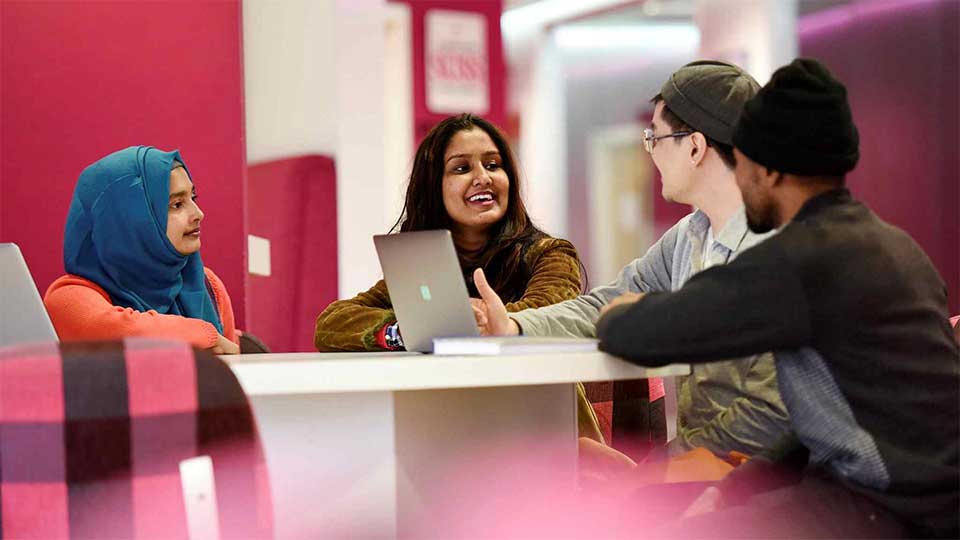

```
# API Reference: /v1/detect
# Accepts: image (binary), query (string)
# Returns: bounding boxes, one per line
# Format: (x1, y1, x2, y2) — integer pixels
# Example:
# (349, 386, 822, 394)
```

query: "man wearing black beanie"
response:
(597, 58, 959, 538)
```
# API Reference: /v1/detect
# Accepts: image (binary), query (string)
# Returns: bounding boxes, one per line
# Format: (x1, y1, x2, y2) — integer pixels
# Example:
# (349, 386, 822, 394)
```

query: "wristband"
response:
(384, 322, 404, 350)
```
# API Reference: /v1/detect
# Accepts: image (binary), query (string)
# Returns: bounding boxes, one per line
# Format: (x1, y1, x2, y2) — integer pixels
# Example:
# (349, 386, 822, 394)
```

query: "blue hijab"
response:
(63, 146, 224, 333)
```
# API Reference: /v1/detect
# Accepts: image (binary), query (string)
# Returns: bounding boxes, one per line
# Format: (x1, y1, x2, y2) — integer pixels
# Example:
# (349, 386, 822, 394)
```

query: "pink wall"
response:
(391, 0, 507, 142)
(800, 0, 959, 313)
(0, 1, 249, 325)
(247, 156, 338, 352)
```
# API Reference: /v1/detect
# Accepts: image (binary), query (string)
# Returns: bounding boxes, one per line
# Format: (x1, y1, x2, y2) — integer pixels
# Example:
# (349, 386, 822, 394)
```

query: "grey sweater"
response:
(512, 208, 789, 457)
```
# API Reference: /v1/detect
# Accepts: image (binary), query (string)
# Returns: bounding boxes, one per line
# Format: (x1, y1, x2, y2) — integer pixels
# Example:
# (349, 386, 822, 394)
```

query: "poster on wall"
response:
(425, 9, 489, 115)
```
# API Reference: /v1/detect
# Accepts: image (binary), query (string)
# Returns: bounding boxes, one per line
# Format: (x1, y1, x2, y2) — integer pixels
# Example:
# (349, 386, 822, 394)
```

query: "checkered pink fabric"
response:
(583, 377, 668, 460)
(0, 338, 273, 539)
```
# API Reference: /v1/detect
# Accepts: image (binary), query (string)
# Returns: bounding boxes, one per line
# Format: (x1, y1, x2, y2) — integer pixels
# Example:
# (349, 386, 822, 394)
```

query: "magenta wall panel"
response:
(800, 0, 959, 312)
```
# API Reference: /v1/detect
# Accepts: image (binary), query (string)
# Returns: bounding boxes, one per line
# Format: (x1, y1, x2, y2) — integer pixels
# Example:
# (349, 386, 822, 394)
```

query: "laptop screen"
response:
(0, 243, 59, 347)
(373, 231, 479, 352)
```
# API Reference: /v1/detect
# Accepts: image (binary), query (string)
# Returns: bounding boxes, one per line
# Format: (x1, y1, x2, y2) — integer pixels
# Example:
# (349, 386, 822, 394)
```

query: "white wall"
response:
(333, 0, 393, 298)
(517, 32, 567, 238)
(243, 0, 338, 163)
(695, 0, 798, 84)
(502, 1, 649, 240)
(243, 0, 405, 299)
(383, 3, 414, 229)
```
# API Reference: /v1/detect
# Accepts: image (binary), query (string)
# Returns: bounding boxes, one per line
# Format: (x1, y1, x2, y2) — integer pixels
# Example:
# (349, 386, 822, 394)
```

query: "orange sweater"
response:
(44, 268, 238, 349)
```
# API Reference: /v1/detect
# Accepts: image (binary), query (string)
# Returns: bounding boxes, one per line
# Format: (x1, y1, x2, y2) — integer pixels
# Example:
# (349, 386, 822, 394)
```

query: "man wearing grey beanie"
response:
(472, 60, 789, 462)
(598, 58, 958, 538)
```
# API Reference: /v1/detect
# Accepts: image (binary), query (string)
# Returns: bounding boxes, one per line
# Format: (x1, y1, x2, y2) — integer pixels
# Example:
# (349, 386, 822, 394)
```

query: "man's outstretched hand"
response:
(598, 292, 646, 319)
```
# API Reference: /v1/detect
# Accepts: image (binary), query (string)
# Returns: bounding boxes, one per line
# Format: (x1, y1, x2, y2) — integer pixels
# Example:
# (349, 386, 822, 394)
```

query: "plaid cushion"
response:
(0, 338, 272, 539)
(583, 378, 667, 461)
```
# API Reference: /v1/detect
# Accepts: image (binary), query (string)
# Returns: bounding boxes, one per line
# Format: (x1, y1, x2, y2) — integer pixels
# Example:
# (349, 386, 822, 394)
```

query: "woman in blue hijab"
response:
(44, 146, 239, 353)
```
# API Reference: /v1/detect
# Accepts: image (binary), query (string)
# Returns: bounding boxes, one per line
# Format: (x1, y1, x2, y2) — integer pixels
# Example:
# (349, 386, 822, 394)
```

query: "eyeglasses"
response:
(643, 128, 693, 153)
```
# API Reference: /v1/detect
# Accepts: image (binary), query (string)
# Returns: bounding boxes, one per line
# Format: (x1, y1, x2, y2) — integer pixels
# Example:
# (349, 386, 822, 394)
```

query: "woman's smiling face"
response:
(441, 128, 509, 245)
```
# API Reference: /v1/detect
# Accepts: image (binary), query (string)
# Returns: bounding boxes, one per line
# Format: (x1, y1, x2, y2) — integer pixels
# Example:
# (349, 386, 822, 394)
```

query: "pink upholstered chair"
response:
(246, 155, 338, 353)
(0, 338, 273, 539)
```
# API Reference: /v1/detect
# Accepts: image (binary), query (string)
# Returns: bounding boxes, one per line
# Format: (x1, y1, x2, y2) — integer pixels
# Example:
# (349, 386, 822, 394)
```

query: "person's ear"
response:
(763, 167, 784, 187)
(689, 132, 707, 166)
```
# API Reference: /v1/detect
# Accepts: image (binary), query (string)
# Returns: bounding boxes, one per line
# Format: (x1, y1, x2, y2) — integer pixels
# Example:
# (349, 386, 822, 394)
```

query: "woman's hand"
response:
(473, 268, 520, 336)
(210, 333, 240, 355)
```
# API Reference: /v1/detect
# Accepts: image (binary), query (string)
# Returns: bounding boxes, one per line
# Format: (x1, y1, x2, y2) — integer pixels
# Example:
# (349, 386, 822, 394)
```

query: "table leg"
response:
(248, 383, 578, 539)
(393, 383, 577, 536)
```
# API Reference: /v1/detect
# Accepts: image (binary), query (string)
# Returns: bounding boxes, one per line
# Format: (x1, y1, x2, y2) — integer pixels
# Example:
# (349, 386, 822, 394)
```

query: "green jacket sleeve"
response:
(314, 279, 396, 351)
(503, 238, 583, 312)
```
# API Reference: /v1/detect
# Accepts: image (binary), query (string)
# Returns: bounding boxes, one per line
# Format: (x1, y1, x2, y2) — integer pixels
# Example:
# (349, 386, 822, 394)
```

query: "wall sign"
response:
(425, 9, 489, 114)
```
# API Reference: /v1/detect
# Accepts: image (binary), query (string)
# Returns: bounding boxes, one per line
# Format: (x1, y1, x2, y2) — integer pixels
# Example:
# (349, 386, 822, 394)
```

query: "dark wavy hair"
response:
(390, 114, 548, 302)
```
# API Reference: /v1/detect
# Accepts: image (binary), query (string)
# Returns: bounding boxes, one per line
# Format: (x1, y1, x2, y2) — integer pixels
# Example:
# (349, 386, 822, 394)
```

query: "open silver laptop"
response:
(0, 243, 59, 346)
(373, 230, 479, 352)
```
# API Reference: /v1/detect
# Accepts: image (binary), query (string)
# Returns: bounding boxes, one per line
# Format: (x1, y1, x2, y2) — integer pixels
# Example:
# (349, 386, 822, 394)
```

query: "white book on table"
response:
(431, 336, 599, 356)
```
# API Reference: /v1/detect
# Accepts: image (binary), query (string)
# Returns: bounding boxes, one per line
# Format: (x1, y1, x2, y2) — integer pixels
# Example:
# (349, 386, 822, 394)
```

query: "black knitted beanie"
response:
(733, 58, 859, 176)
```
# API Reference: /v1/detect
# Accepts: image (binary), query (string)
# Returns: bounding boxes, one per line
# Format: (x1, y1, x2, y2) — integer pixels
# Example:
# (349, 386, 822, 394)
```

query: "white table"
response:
(225, 351, 689, 539)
